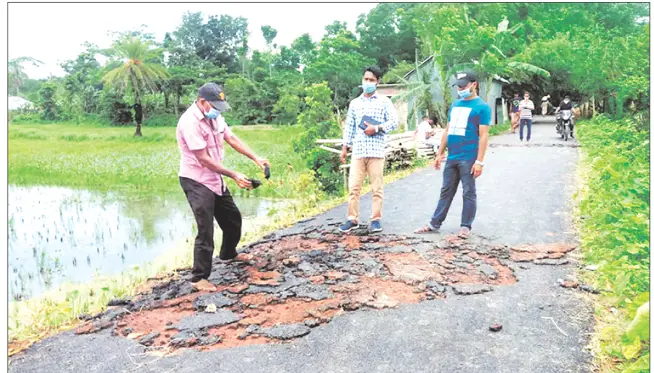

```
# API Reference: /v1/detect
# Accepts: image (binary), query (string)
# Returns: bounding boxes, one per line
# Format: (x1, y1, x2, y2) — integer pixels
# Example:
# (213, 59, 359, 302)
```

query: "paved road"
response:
(10, 117, 592, 373)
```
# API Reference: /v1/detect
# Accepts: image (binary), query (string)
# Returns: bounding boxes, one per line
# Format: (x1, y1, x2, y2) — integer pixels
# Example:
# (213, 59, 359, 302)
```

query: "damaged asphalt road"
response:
(9, 122, 593, 373)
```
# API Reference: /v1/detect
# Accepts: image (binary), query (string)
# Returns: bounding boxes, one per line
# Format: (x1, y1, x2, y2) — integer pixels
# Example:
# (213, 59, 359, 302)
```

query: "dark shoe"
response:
(339, 220, 359, 233)
(369, 220, 383, 233)
(219, 252, 238, 261)
(190, 276, 204, 283)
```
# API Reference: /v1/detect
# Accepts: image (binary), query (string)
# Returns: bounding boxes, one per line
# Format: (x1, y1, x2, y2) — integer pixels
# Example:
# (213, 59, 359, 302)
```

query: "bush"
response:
(101, 90, 133, 125)
(577, 114, 650, 371)
(292, 82, 343, 194)
(38, 81, 59, 121)
(143, 113, 179, 127)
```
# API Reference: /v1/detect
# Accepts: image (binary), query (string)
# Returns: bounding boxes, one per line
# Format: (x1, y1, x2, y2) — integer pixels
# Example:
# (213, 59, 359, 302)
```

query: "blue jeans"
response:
(430, 159, 477, 229)
(520, 119, 532, 141)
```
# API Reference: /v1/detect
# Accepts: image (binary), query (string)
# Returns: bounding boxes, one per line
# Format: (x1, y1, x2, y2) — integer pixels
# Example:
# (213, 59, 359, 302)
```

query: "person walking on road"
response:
(177, 82, 271, 287)
(339, 66, 398, 234)
(509, 92, 521, 133)
(541, 94, 550, 117)
(519, 92, 535, 142)
(414, 70, 491, 239)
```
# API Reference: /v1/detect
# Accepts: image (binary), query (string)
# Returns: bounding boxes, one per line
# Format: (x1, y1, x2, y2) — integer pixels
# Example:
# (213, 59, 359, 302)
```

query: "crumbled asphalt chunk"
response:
(102, 308, 129, 321)
(580, 284, 601, 294)
(193, 293, 237, 311)
(174, 310, 242, 331)
(137, 332, 160, 346)
(258, 324, 311, 340)
(534, 258, 570, 265)
(381, 245, 413, 254)
(478, 264, 498, 279)
(244, 285, 280, 294)
(425, 281, 447, 294)
(304, 319, 321, 328)
(452, 284, 493, 295)
(298, 261, 319, 275)
(198, 335, 221, 346)
(291, 284, 333, 300)
(489, 323, 503, 332)
(107, 298, 131, 307)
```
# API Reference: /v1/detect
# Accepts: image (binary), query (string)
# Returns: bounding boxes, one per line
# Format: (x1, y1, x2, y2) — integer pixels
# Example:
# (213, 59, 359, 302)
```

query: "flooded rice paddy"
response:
(8, 185, 287, 301)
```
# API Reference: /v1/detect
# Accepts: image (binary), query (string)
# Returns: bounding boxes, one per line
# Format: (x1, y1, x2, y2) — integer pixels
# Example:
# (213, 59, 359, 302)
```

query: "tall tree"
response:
(291, 33, 317, 67)
(261, 25, 278, 48)
(102, 36, 170, 136)
(356, 3, 419, 72)
(305, 27, 374, 111)
(8, 57, 43, 96)
(173, 12, 248, 72)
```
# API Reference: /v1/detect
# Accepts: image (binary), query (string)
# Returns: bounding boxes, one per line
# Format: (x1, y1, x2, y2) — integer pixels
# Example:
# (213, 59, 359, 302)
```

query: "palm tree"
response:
(8, 57, 42, 96)
(103, 36, 170, 136)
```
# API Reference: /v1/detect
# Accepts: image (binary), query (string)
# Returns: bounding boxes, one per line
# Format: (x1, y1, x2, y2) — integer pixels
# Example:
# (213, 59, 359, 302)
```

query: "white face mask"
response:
(564, 99, 570, 103)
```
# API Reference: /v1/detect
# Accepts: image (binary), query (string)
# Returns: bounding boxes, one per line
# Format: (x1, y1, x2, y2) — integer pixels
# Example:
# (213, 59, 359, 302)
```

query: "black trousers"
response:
(179, 177, 242, 281)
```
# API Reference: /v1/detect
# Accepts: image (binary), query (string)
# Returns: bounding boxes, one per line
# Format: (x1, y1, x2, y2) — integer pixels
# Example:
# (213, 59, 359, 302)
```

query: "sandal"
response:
(457, 227, 471, 239)
(414, 224, 438, 234)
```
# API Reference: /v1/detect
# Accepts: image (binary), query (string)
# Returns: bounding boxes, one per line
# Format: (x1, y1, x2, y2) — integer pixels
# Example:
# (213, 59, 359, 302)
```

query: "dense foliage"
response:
(9, 4, 647, 130)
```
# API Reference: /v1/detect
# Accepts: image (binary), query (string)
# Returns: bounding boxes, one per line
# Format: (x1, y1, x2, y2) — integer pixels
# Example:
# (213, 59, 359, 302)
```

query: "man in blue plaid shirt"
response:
(339, 66, 398, 233)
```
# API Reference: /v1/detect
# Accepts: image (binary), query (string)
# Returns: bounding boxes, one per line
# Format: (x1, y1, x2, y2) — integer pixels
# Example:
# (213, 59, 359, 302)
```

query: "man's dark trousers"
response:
(429, 159, 477, 229)
(180, 177, 242, 281)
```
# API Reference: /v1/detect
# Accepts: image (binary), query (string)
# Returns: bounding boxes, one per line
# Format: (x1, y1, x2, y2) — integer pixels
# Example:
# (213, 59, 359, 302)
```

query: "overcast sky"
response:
(8, 2, 378, 79)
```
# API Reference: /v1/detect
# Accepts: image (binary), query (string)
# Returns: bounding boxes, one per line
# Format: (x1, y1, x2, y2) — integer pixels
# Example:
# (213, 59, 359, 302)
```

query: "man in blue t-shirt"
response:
(414, 70, 491, 239)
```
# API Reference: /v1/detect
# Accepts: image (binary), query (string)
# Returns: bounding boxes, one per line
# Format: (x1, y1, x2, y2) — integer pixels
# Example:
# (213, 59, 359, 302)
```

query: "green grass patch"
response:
(489, 121, 511, 136)
(575, 115, 650, 373)
(8, 123, 307, 199)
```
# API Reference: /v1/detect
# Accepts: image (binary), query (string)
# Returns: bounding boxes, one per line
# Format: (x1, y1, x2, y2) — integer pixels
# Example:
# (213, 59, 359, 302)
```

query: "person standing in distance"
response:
(519, 92, 535, 142)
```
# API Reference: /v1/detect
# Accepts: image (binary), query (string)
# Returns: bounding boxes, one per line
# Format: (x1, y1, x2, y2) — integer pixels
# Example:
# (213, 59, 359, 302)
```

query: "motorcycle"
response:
(555, 111, 562, 134)
(560, 110, 573, 141)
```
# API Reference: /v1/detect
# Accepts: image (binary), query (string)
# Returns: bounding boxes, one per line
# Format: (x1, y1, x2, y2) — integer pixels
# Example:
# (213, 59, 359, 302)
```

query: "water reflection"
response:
(8, 185, 285, 301)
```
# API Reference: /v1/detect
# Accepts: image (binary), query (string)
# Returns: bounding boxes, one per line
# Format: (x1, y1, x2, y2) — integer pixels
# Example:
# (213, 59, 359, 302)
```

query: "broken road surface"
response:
(10, 119, 592, 373)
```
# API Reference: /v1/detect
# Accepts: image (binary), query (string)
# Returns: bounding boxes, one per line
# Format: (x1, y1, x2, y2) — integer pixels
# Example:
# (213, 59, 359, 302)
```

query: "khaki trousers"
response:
(347, 157, 384, 222)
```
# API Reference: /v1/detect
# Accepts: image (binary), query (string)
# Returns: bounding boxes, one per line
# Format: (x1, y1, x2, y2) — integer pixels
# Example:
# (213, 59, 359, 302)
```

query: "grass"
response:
(8, 122, 306, 199)
(489, 121, 511, 136)
(574, 115, 649, 373)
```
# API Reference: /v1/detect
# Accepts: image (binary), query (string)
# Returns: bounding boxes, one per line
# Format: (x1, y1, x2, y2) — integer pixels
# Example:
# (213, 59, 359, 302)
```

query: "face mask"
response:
(202, 102, 220, 119)
(564, 99, 570, 104)
(458, 88, 472, 99)
(362, 81, 376, 94)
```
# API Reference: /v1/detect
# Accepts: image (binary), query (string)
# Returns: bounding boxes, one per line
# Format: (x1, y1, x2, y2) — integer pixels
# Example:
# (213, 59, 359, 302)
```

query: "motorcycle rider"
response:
(556, 95, 575, 138)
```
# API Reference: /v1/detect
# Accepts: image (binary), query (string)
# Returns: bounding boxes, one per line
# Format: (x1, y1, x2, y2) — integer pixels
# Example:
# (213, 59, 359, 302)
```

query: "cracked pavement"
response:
(9, 118, 593, 373)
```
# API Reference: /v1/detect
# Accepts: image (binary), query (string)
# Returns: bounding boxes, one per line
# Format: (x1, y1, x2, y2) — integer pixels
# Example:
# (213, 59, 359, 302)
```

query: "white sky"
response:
(8, 2, 379, 79)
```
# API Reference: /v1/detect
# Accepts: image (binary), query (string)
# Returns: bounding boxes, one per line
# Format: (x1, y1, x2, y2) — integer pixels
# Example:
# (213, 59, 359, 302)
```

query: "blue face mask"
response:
(362, 81, 377, 94)
(458, 88, 472, 99)
(204, 107, 220, 119)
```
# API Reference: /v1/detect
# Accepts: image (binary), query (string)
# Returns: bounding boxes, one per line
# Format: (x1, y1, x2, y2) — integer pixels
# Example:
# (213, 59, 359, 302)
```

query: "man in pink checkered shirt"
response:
(177, 83, 270, 285)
